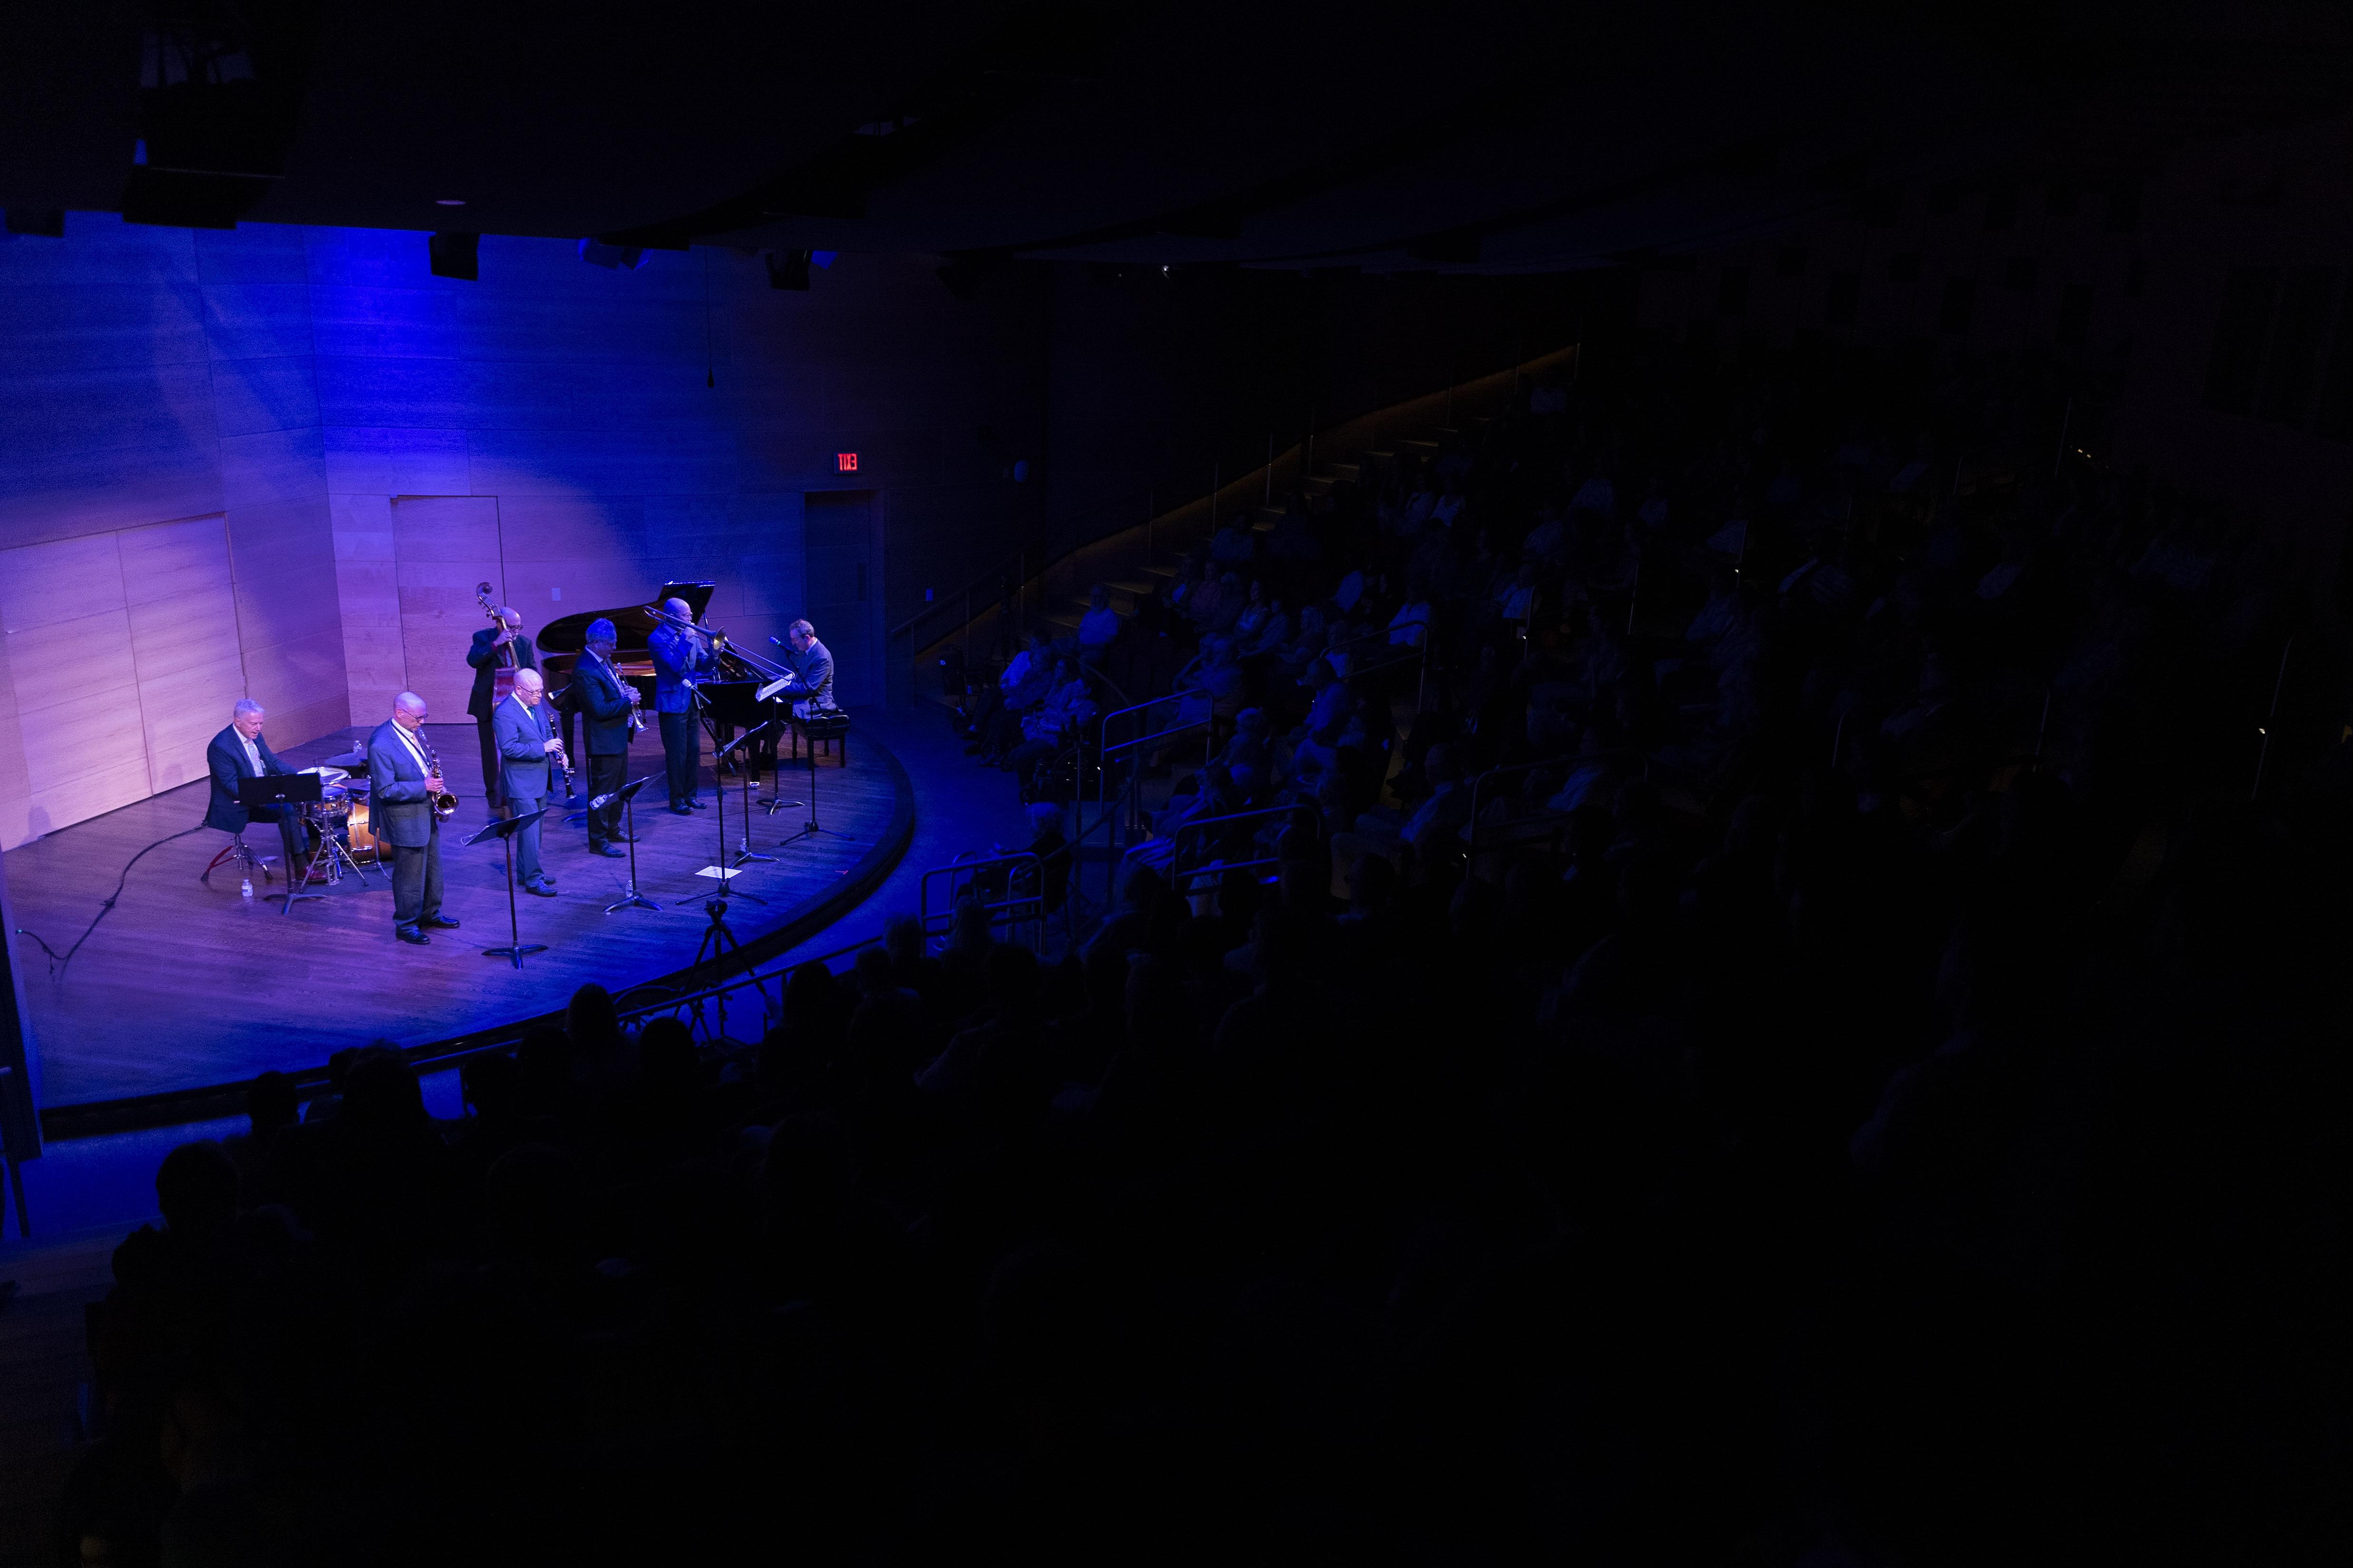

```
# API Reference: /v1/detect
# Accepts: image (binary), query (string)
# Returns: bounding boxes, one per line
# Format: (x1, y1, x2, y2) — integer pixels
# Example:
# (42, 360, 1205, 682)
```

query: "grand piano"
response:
(538, 581, 783, 771)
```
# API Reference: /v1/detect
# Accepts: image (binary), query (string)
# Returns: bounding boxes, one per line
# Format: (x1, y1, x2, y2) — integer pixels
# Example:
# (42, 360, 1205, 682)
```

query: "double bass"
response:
(476, 582, 521, 708)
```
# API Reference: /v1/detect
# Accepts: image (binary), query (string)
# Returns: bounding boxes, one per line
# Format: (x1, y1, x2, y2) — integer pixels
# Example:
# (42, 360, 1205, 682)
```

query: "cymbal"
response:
(319, 748, 367, 768)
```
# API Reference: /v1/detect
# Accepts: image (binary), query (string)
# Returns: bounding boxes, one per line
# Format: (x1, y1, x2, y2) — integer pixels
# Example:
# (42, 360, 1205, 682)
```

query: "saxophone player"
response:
(574, 618, 638, 858)
(368, 692, 460, 947)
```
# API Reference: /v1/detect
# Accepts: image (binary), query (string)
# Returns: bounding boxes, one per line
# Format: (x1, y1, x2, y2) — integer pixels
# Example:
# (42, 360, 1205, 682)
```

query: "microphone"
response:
(769, 636, 785, 647)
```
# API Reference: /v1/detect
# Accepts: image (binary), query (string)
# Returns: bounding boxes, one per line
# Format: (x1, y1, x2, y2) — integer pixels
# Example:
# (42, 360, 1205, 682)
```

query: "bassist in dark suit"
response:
(203, 699, 306, 877)
(467, 605, 539, 819)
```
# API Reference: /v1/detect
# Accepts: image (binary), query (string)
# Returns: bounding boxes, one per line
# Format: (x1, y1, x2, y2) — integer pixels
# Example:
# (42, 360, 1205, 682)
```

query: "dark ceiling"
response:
(5, 2, 2352, 272)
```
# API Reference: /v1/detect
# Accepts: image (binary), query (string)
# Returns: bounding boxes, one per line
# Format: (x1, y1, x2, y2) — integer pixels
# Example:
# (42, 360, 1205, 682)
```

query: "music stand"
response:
(773, 709, 852, 851)
(597, 774, 662, 915)
(691, 686, 765, 904)
(721, 718, 779, 869)
(243, 774, 325, 913)
(464, 808, 550, 968)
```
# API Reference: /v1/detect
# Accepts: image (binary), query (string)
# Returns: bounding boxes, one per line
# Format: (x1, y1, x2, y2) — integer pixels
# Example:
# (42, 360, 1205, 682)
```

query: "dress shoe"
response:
(523, 880, 557, 897)
(669, 804, 693, 816)
(421, 913, 461, 929)
(606, 834, 639, 844)
(397, 926, 430, 946)
(688, 797, 708, 809)
(591, 844, 627, 857)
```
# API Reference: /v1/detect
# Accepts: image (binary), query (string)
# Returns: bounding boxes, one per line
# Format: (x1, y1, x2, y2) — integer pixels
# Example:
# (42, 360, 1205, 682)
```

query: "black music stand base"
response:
(730, 719, 779, 869)
(467, 810, 551, 969)
(694, 694, 766, 904)
(771, 723, 851, 851)
(605, 781, 661, 915)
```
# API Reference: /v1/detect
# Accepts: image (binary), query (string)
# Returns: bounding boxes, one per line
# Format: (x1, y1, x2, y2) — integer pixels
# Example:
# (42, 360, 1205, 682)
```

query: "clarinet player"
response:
(494, 668, 565, 897)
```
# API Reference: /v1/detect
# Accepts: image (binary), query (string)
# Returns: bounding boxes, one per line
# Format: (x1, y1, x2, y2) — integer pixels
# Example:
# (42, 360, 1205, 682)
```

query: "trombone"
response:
(640, 602, 794, 686)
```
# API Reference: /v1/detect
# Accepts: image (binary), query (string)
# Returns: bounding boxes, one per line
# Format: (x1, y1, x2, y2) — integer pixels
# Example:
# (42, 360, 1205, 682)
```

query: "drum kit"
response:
(294, 747, 379, 884)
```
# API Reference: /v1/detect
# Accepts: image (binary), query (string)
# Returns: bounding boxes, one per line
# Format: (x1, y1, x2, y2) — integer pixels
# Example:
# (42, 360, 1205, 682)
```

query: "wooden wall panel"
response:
(118, 516, 244, 796)
(328, 493, 403, 725)
(390, 495, 502, 718)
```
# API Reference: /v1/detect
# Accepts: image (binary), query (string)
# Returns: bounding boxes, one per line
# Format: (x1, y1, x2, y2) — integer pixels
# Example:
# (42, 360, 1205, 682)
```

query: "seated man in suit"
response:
(367, 691, 461, 947)
(493, 668, 564, 896)
(204, 699, 306, 877)
(775, 618, 836, 716)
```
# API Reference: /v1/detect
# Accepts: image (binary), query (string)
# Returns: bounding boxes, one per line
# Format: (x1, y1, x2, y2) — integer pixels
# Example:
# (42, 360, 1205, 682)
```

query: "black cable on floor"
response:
(12, 825, 207, 978)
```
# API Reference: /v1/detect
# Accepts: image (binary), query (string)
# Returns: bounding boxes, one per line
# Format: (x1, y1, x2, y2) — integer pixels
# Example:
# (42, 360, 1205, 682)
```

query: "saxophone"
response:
(421, 733, 461, 820)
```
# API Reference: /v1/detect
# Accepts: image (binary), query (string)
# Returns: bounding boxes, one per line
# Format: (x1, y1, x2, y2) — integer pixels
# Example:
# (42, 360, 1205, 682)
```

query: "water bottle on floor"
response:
(241, 874, 254, 901)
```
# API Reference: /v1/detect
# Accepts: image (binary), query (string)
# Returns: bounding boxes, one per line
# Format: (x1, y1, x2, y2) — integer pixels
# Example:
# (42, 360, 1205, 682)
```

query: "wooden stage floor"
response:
(5, 720, 908, 1112)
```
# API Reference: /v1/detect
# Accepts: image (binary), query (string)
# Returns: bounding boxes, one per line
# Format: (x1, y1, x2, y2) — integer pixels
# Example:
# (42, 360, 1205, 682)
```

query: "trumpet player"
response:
(369, 691, 459, 947)
(495, 669, 565, 898)
(648, 595, 715, 814)
(575, 618, 638, 858)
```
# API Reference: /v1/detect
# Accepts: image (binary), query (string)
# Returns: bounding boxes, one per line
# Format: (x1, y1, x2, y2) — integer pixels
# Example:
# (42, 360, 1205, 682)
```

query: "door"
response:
(391, 495, 504, 722)
(802, 490, 880, 708)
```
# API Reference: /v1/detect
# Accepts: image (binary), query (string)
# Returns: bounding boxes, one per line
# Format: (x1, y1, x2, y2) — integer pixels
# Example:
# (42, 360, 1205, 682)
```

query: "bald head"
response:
(514, 668, 545, 705)
(394, 691, 428, 731)
(663, 597, 693, 623)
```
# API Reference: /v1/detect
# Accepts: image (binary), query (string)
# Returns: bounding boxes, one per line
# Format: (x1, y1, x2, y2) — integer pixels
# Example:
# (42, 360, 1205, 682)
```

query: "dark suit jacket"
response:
(492, 694, 554, 802)
(204, 725, 293, 832)
(571, 653, 636, 756)
(366, 720, 441, 849)
(466, 628, 540, 720)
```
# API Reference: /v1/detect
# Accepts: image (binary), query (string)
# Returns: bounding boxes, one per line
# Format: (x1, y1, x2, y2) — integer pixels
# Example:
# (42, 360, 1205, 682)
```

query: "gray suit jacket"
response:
(785, 637, 836, 710)
(366, 720, 440, 849)
(492, 694, 553, 803)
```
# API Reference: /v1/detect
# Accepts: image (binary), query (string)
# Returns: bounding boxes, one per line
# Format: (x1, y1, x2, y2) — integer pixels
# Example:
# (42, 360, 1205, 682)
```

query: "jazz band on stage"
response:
(207, 595, 841, 948)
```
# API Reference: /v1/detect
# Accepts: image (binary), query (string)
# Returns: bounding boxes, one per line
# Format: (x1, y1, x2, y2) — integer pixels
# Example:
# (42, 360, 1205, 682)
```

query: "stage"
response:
(5, 718, 911, 1132)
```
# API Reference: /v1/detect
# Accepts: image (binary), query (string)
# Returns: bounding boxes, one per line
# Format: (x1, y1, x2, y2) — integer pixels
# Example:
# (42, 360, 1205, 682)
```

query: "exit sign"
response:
(836, 452, 858, 472)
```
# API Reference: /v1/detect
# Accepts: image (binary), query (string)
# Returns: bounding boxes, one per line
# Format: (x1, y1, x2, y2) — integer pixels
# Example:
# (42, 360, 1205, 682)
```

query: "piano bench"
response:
(788, 714, 851, 765)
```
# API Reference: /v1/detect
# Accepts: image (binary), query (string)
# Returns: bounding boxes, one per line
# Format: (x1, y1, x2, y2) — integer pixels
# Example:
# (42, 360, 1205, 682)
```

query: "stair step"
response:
(1255, 506, 1287, 523)
(1302, 476, 1335, 494)
(1399, 438, 1441, 454)
(1109, 578, 1156, 596)
(1322, 462, 1362, 483)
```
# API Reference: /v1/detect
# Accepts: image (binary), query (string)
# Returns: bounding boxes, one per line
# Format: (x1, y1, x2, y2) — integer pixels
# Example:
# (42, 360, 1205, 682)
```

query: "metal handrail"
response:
(892, 344, 1580, 668)
(1103, 717, 1209, 757)
(921, 851, 1047, 949)
(1169, 803, 1296, 878)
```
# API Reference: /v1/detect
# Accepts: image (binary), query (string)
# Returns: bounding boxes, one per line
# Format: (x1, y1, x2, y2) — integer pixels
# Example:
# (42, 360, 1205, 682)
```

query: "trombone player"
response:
(369, 691, 460, 947)
(648, 594, 715, 815)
